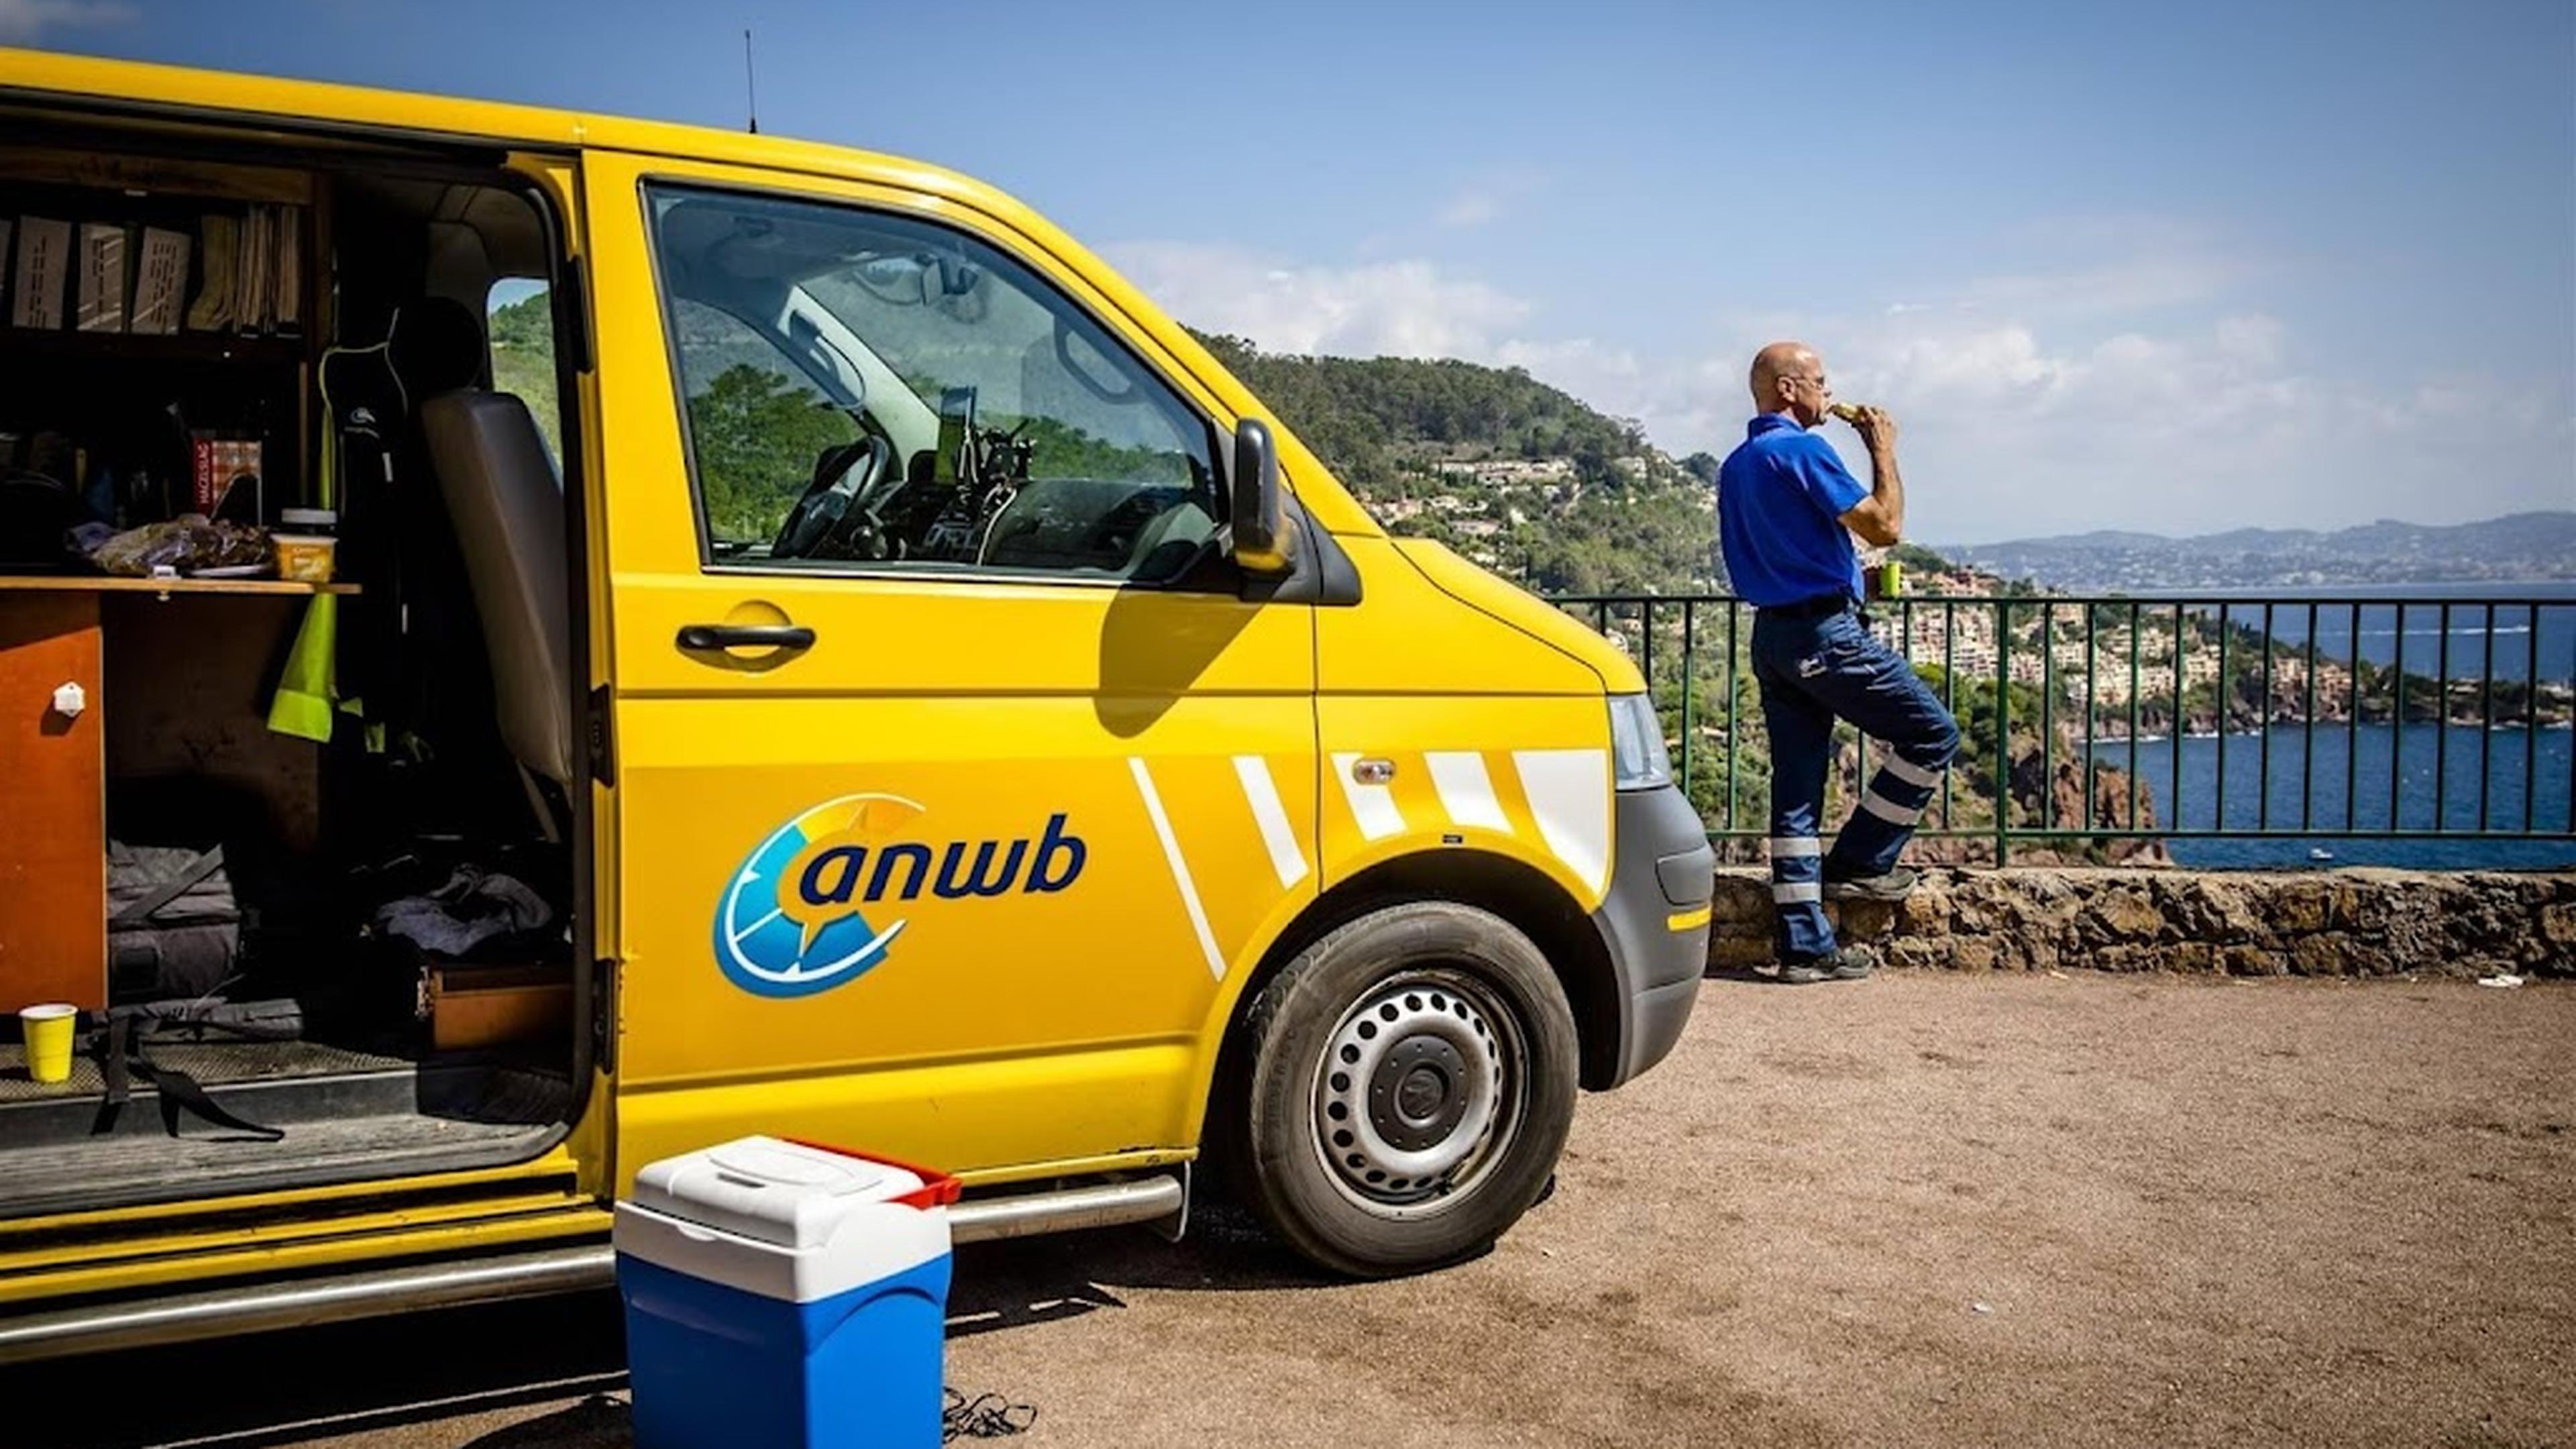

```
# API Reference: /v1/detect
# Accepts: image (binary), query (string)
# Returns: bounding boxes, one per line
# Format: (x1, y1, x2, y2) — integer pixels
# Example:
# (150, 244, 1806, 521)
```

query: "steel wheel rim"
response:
(1307, 967, 1527, 1219)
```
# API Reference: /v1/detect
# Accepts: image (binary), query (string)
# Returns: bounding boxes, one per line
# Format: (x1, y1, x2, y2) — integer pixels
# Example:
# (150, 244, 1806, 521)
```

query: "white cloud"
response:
(1960, 254, 2252, 320)
(1436, 168, 1548, 229)
(2213, 313, 2286, 367)
(1438, 192, 1501, 228)
(1494, 337, 1641, 389)
(1106, 242, 1531, 360)
(1805, 304, 2565, 542)
(1105, 237, 2571, 541)
(0, 0, 134, 40)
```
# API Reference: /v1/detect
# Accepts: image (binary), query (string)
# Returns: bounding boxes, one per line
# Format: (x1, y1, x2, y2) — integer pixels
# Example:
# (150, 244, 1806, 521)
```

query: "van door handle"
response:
(676, 623, 816, 651)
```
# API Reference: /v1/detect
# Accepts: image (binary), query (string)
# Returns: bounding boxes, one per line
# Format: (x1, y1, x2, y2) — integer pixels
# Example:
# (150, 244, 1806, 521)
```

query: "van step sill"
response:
(0, 1172, 1189, 1362)
(0, 1113, 570, 1220)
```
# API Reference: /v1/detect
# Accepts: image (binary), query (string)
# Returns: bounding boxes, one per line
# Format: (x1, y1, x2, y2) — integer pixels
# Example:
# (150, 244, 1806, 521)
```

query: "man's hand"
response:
(1833, 405, 1905, 547)
(1844, 405, 1897, 449)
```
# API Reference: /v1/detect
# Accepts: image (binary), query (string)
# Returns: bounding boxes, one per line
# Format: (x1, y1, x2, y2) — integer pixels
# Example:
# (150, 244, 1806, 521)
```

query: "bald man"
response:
(1716, 343, 1959, 983)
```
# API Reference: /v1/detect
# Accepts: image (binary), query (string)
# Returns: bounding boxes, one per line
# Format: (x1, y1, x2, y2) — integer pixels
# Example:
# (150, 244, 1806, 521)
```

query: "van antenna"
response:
(743, 28, 760, 134)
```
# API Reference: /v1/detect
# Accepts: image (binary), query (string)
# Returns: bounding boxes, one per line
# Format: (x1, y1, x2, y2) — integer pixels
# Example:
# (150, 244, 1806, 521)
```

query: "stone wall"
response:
(1707, 867, 2576, 978)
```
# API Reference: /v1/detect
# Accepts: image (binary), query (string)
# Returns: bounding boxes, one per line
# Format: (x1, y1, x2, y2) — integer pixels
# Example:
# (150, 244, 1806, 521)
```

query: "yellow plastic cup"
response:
(18, 1004, 76, 1085)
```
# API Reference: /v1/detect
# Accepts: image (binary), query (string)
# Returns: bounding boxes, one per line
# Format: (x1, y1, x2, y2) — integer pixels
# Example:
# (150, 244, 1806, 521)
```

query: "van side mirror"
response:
(1230, 417, 1295, 576)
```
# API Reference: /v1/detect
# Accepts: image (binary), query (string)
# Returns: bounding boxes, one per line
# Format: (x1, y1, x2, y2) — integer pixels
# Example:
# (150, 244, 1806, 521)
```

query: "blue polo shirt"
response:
(1716, 413, 1868, 607)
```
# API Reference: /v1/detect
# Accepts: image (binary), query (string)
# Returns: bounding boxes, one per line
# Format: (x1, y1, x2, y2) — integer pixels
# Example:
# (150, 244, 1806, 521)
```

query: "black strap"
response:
(93, 1014, 131, 1136)
(137, 1057, 284, 1141)
(108, 845, 227, 928)
(1758, 593, 1856, 621)
(91, 1009, 284, 1142)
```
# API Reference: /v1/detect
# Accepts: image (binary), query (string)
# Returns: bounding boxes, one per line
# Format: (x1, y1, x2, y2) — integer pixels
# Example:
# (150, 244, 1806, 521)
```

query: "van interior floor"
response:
(0, 1041, 573, 1218)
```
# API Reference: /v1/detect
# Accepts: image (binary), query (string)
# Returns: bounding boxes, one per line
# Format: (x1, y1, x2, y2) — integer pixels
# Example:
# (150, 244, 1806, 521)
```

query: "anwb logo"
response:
(714, 794, 1088, 999)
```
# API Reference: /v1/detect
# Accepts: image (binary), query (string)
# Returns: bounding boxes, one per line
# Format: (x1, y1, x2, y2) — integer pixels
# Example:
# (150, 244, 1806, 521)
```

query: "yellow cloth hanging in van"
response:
(267, 592, 370, 746)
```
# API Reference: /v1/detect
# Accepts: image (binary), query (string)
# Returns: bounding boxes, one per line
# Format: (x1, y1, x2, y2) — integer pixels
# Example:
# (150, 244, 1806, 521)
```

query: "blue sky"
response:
(7, 0, 2571, 544)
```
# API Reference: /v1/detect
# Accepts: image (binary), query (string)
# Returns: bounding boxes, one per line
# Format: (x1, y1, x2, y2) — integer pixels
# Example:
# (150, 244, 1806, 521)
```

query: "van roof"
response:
(0, 45, 996, 213)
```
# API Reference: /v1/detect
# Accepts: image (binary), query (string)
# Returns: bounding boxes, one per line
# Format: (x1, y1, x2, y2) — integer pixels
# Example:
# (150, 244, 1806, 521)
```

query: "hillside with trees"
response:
(485, 291, 562, 462)
(1189, 332, 1722, 596)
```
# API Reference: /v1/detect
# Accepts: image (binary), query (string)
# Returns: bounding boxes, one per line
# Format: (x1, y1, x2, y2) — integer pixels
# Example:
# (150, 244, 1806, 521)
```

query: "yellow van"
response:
(0, 48, 1709, 1360)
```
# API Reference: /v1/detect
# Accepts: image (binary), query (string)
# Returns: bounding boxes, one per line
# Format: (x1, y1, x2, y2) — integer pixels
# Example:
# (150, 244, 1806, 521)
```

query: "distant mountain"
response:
(1938, 512, 2576, 590)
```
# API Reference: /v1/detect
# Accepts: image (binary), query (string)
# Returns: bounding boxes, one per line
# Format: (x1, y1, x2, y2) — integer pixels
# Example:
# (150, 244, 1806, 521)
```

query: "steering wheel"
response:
(771, 435, 894, 559)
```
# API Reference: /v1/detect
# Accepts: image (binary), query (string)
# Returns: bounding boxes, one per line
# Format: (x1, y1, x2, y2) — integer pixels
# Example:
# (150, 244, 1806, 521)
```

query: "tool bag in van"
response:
(107, 843, 242, 1003)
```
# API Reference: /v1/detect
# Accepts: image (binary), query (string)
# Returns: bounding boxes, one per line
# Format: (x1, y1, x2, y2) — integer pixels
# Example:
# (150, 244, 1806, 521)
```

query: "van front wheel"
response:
(1236, 902, 1578, 1277)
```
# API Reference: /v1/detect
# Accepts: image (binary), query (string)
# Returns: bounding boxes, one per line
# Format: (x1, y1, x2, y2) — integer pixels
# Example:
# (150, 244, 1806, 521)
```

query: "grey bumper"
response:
(1590, 784, 1713, 1087)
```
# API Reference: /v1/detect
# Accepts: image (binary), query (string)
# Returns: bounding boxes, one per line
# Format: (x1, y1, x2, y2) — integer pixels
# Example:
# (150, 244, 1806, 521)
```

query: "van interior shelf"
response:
(0, 327, 309, 366)
(0, 576, 359, 596)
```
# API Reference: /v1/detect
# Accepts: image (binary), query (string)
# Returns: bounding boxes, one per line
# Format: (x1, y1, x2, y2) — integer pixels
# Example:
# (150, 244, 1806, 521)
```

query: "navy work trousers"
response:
(1750, 602, 1961, 961)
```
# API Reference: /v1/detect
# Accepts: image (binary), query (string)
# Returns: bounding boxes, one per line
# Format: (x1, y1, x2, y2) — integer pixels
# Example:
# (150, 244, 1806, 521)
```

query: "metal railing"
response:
(1550, 591, 2576, 865)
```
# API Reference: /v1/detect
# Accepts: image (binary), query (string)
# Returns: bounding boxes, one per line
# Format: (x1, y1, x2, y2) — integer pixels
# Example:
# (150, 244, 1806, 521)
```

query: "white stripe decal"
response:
(1130, 758, 1226, 980)
(1234, 755, 1310, 891)
(1767, 837, 1823, 858)
(1513, 749, 1611, 898)
(1426, 751, 1512, 835)
(1861, 788, 1925, 826)
(1773, 881, 1823, 904)
(1882, 754, 1945, 789)
(1332, 752, 1406, 841)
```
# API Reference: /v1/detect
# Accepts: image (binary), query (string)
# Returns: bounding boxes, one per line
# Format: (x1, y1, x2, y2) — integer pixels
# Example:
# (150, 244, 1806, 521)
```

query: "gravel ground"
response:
(43, 971, 2576, 1449)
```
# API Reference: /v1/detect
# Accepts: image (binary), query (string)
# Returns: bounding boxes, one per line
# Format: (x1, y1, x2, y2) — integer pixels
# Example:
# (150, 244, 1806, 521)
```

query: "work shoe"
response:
(1822, 865, 1920, 902)
(1778, 945, 1879, 984)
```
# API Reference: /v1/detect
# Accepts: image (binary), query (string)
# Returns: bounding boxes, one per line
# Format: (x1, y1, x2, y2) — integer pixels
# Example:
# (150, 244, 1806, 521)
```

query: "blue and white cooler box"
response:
(614, 1135, 961, 1449)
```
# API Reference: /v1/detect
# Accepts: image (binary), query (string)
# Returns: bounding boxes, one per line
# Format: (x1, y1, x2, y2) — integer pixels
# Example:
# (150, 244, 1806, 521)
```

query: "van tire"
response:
(1234, 901, 1578, 1278)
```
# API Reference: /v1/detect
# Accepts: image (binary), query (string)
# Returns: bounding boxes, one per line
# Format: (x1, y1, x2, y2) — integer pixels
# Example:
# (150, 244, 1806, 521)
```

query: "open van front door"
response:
(580, 151, 1320, 1189)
